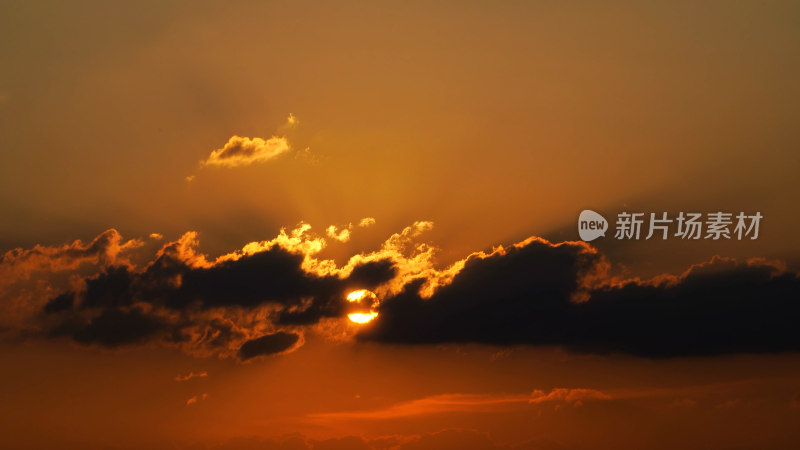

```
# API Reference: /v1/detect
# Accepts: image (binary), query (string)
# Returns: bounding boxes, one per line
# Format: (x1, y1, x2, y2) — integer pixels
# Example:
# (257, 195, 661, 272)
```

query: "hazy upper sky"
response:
(2, 0, 798, 268)
(1, 1, 799, 449)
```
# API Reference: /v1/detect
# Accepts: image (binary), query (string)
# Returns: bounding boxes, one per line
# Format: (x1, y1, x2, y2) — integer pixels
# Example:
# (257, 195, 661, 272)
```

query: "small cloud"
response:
(326, 224, 352, 243)
(358, 217, 376, 228)
(201, 135, 290, 168)
(286, 113, 298, 127)
(149, 233, 164, 240)
(529, 388, 612, 406)
(326, 218, 374, 242)
(186, 393, 208, 405)
(174, 371, 207, 382)
(185, 175, 195, 183)
(238, 331, 301, 360)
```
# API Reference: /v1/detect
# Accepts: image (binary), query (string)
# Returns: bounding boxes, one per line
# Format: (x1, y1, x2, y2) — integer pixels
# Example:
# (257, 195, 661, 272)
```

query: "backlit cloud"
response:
(1, 220, 798, 360)
(190, 114, 301, 178)
(201, 135, 290, 168)
(326, 218, 376, 243)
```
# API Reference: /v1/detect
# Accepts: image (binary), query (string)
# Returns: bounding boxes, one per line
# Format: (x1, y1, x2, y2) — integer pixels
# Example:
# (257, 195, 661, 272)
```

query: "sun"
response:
(346, 289, 372, 303)
(346, 289, 379, 324)
(347, 312, 379, 324)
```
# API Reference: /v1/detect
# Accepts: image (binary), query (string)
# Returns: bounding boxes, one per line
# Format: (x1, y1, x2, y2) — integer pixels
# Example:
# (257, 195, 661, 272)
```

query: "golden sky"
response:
(1, 1, 799, 449)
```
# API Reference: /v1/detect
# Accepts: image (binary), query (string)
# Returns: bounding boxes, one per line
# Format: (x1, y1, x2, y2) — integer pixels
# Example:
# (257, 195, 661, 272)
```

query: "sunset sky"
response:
(1, 1, 799, 449)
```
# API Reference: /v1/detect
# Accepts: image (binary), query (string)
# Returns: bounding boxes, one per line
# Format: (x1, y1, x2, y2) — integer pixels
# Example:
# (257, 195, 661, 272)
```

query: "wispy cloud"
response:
(186, 393, 208, 406)
(174, 371, 208, 382)
(308, 393, 534, 420)
(528, 388, 612, 405)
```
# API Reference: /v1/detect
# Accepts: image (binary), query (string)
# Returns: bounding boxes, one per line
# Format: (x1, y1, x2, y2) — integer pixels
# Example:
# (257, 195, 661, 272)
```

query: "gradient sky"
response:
(1, 1, 799, 449)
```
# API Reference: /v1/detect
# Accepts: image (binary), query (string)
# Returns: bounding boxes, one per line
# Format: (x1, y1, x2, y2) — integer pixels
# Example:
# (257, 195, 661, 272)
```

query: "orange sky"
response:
(1, 1, 799, 449)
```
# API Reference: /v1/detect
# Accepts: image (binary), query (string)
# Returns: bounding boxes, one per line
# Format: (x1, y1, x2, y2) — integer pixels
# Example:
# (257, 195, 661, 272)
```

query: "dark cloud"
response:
(159, 248, 337, 309)
(238, 331, 300, 360)
(343, 259, 397, 290)
(71, 307, 166, 347)
(21, 225, 800, 360)
(361, 239, 800, 358)
(82, 266, 135, 309)
(44, 291, 74, 313)
(39, 239, 392, 354)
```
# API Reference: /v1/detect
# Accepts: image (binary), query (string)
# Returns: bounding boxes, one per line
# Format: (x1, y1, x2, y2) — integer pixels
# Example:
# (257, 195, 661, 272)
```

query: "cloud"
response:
(528, 388, 612, 405)
(201, 135, 290, 168)
(0, 229, 144, 334)
(186, 393, 208, 405)
(4, 220, 800, 360)
(17, 223, 398, 358)
(310, 389, 613, 422)
(60, 306, 167, 347)
(238, 331, 301, 360)
(174, 371, 207, 382)
(326, 225, 351, 243)
(360, 239, 800, 358)
(195, 113, 301, 172)
(326, 218, 376, 242)
(0, 229, 142, 289)
(309, 393, 533, 421)
(358, 217, 376, 228)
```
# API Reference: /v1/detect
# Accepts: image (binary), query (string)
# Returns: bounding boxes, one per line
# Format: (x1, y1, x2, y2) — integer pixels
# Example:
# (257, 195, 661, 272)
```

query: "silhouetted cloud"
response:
(43, 291, 74, 313)
(69, 307, 167, 347)
(4, 221, 798, 360)
(238, 331, 300, 360)
(360, 238, 800, 357)
(29, 224, 397, 357)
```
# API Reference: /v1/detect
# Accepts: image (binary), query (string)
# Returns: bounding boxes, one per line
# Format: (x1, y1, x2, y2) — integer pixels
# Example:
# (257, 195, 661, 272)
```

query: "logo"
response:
(578, 209, 608, 242)
(577, 210, 762, 242)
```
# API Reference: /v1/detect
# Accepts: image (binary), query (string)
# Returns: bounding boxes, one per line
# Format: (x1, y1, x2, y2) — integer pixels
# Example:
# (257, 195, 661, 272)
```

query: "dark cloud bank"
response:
(42, 242, 395, 359)
(38, 232, 800, 359)
(361, 243, 800, 358)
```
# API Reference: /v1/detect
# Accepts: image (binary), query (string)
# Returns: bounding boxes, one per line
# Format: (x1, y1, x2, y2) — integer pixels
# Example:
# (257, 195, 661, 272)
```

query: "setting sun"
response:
(346, 289, 379, 324)
(347, 312, 378, 324)
(346, 289, 372, 303)
(2, 2, 799, 449)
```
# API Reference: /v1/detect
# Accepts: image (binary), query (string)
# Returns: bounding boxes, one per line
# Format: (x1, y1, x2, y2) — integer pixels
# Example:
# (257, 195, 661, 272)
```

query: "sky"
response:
(1, 1, 799, 449)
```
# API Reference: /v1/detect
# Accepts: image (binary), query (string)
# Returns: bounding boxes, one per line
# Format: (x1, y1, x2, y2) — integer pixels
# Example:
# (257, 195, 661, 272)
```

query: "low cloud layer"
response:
(1, 220, 798, 360)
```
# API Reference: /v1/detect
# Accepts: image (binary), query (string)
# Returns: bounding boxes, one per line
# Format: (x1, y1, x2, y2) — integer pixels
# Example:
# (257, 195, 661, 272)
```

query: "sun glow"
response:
(346, 289, 379, 324)
(347, 289, 371, 302)
(347, 312, 379, 324)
